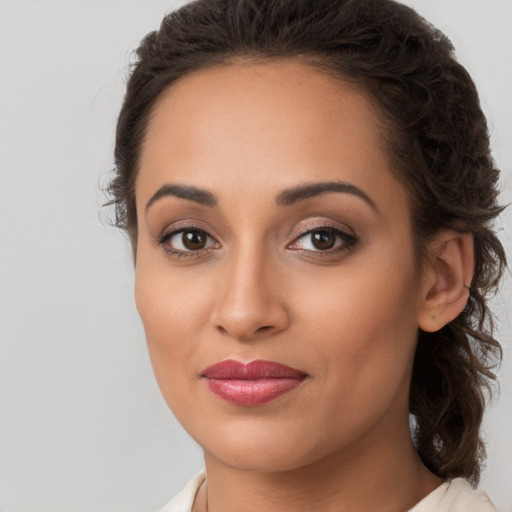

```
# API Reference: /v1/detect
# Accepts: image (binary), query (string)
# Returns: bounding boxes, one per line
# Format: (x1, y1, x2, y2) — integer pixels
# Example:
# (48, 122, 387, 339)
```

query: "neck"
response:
(197, 417, 442, 512)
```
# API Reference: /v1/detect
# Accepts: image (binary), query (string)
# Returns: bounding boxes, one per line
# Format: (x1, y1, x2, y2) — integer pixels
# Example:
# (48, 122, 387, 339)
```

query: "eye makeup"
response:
(156, 218, 359, 262)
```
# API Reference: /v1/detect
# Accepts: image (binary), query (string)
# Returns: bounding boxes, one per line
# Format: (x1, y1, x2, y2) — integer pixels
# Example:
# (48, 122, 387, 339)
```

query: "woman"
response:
(107, 0, 506, 510)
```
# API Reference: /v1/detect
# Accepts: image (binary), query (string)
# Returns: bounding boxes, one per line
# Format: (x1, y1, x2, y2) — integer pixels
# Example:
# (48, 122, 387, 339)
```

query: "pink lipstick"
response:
(201, 360, 307, 406)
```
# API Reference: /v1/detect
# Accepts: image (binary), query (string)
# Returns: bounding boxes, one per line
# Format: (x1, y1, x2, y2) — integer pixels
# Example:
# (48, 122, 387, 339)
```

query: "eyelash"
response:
(157, 223, 358, 259)
(158, 227, 218, 259)
(288, 224, 358, 256)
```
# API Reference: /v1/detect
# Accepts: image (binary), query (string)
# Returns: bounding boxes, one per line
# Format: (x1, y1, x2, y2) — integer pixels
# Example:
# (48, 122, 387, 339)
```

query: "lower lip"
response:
(204, 377, 305, 406)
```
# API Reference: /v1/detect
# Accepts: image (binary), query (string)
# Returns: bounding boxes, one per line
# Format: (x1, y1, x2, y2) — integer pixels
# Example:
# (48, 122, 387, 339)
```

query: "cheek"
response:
(294, 256, 421, 402)
(134, 259, 212, 398)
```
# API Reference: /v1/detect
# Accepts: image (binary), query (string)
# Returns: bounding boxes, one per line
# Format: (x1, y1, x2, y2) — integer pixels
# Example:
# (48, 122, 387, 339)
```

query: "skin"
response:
(133, 60, 465, 511)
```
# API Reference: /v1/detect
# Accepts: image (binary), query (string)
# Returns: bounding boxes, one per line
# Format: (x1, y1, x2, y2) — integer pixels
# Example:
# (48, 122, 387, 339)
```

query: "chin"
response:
(207, 442, 313, 474)
(193, 418, 338, 474)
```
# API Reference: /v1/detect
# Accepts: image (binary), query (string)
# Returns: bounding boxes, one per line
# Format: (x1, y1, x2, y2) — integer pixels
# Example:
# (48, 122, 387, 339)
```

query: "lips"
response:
(201, 359, 308, 406)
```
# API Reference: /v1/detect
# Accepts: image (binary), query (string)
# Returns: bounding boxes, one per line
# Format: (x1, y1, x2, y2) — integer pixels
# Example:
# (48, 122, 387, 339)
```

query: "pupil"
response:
(312, 230, 335, 250)
(183, 230, 206, 250)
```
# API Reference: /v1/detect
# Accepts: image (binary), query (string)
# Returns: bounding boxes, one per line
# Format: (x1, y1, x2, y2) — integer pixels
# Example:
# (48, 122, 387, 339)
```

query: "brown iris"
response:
(182, 229, 207, 250)
(311, 229, 336, 250)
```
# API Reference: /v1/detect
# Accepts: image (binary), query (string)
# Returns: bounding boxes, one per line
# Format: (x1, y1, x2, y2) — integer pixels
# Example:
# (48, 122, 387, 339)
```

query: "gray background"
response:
(1, 1, 510, 511)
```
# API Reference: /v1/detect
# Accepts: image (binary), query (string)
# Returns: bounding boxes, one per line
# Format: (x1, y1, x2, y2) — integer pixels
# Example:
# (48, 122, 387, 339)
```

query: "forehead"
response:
(136, 59, 408, 217)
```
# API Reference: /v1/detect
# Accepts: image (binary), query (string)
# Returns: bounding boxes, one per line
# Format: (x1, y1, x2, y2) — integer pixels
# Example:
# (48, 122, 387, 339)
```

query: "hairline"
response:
(129, 54, 428, 266)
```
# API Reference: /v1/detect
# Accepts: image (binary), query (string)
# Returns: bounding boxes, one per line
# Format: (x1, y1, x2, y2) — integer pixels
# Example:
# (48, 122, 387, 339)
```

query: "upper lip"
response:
(201, 359, 308, 380)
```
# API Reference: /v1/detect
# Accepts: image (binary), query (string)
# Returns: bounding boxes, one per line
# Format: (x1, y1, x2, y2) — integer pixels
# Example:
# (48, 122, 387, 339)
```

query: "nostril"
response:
(215, 323, 274, 340)
(256, 325, 273, 333)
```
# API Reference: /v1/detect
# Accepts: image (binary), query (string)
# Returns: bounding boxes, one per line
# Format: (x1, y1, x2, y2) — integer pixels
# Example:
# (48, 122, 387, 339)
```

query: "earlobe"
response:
(418, 231, 474, 333)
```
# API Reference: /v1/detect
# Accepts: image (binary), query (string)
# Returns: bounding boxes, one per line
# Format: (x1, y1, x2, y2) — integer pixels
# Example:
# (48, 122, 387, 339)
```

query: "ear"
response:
(417, 230, 474, 333)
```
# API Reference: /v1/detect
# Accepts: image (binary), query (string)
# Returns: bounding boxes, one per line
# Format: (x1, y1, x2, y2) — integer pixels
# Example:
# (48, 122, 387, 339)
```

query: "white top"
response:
(160, 472, 496, 512)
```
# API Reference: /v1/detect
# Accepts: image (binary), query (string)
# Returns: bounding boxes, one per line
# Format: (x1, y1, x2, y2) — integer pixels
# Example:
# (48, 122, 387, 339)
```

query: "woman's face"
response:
(135, 60, 427, 472)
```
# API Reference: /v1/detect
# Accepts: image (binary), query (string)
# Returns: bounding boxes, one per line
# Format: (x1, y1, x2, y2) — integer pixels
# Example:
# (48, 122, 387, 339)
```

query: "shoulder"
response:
(159, 472, 206, 512)
(410, 478, 496, 512)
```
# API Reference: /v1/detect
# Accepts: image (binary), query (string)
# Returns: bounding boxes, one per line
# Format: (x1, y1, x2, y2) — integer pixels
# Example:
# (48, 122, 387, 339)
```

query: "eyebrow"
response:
(145, 184, 218, 211)
(275, 181, 378, 210)
(145, 180, 377, 212)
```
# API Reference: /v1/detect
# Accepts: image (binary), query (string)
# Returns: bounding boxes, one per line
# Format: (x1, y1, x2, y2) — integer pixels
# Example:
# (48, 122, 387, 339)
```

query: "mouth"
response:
(201, 359, 308, 407)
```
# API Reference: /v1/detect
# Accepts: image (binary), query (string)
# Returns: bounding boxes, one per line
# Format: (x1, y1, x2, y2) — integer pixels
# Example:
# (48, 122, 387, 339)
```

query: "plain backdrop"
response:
(0, 1, 511, 511)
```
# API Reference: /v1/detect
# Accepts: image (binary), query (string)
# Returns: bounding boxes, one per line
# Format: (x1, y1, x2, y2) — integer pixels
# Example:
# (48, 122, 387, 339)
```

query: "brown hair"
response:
(107, 0, 506, 483)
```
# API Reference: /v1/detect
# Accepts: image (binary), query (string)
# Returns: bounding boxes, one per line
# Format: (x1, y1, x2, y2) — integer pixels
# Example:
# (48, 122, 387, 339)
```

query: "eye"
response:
(159, 228, 219, 255)
(289, 226, 357, 253)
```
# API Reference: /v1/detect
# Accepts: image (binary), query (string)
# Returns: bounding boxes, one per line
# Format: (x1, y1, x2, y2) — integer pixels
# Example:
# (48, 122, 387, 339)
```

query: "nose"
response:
(210, 248, 290, 342)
